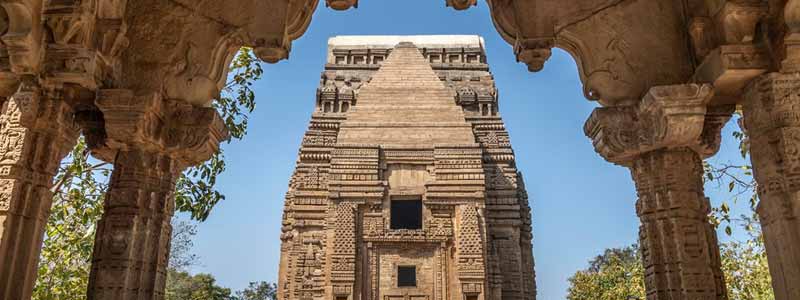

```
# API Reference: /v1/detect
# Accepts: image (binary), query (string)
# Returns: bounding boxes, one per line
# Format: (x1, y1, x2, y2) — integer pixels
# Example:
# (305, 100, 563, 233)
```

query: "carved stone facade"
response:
(278, 36, 536, 300)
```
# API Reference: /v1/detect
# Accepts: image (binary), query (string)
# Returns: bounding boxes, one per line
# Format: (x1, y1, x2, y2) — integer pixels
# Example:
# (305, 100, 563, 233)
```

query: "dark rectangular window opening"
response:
(397, 266, 416, 287)
(335, 297, 348, 300)
(465, 296, 478, 300)
(390, 199, 422, 230)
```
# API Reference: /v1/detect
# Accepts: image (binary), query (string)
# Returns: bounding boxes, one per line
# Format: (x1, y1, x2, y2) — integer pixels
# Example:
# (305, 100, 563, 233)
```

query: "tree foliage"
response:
(234, 282, 277, 300)
(33, 48, 262, 299)
(33, 137, 108, 300)
(166, 271, 234, 300)
(175, 48, 263, 221)
(566, 244, 645, 300)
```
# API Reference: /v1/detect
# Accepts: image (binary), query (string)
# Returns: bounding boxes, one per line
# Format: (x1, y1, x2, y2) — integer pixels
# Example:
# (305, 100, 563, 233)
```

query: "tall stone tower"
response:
(278, 36, 535, 300)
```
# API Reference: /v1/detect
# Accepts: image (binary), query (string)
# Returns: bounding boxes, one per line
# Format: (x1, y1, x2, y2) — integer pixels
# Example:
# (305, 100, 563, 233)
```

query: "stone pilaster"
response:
(0, 82, 78, 300)
(86, 90, 227, 300)
(742, 72, 800, 300)
(585, 84, 728, 300)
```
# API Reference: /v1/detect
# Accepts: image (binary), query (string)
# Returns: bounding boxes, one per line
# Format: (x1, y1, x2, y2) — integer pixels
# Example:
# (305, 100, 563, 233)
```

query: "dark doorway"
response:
(397, 266, 417, 287)
(390, 198, 422, 229)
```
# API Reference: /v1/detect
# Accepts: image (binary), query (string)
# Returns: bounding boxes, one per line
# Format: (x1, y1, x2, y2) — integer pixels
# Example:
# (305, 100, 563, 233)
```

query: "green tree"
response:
(704, 113, 774, 299)
(234, 282, 277, 300)
(33, 137, 108, 300)
(165, 271, 233, 300)
(33, 48, 262, 299)
(566, 244, 645, 300)
(719, 217, 773, 300)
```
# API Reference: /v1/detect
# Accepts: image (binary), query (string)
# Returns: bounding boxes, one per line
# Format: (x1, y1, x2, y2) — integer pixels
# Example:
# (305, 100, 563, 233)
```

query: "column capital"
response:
(584, 84, 726, 165)
(93, 89, 229, 168)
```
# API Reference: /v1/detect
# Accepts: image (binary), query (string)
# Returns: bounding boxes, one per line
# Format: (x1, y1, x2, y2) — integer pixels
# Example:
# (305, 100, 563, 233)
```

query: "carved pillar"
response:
(585, 84, 728, 300)
(0, 82, 78, 300)
(86, 90, 227, 300)
(742, 73, 800, 300)
(736, 3, 800, 298)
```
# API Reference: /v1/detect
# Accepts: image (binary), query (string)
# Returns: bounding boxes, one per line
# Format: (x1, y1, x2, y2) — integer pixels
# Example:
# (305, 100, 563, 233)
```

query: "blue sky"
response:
(187, 1, 749, 299)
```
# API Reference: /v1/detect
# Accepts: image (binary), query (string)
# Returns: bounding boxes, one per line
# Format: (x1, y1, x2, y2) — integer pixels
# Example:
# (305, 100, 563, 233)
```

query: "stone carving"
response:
(0, 82, 78, 300)
(743, 71, 800, 300)
(86, 89, 227, 299)
(278, 37, 535, 300)
(585, 84, 715, 165)
(585, 84, 729, 299)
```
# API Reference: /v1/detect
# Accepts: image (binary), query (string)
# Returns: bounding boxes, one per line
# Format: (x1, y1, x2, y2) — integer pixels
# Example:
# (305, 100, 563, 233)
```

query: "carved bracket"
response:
(93, 89, 228, 168)
(446, 0, 477, 11)
(584, 84, 725, 165)
(326, 0, 357, 11)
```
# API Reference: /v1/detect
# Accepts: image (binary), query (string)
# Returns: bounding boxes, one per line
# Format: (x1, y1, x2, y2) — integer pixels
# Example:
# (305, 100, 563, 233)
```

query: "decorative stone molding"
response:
(87, 148, 181, 300)
(92, 89, 228, 168)
(0, 81, 79, 300)
(631, 148, 727, 300)
(584, 84, 716, 165)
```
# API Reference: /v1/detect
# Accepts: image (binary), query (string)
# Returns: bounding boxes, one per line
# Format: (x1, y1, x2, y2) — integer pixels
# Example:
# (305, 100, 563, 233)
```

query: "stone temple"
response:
(277, 36, 536, 300)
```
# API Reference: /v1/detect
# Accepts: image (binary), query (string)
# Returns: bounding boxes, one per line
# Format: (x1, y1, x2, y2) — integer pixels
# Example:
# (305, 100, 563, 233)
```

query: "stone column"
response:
(86, 90, 227, 300)
(742, 74, 800, 300)
(585, 84, 728, 300)
(736, 3, 800, 298)
(0, 81, 78, 300)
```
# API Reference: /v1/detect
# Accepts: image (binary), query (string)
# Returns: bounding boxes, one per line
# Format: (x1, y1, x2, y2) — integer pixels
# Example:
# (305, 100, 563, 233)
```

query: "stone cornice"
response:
(584, 84, 721, 165)
(93, 89, 229, 168)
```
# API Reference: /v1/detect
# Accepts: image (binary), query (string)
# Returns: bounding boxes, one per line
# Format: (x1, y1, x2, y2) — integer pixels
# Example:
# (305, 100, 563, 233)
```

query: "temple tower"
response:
(278, 35, 535, 300)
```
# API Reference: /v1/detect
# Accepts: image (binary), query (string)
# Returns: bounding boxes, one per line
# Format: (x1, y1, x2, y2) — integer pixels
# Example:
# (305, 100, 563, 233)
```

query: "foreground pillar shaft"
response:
(0, 85, 77, 300)
(631, 148, 725, 300)
(85, 90, 227, 300)
(742, 72, 800, 299)
(87, 149, 179, 300)
(585, 84, 728, 300)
